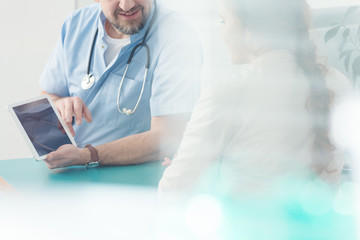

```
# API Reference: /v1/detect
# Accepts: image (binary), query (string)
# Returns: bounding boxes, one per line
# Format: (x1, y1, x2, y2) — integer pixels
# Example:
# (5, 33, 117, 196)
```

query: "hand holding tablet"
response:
(7, 95, 77, 160)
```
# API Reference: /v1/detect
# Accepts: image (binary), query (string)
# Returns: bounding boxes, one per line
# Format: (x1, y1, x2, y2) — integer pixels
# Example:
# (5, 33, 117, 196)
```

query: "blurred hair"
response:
(224, 0, 335, 176)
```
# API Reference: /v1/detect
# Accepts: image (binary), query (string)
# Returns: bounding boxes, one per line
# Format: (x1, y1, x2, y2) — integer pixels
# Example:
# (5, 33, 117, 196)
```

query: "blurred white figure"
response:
(331, 96, 360, 238)
(158, 0, 353, 198)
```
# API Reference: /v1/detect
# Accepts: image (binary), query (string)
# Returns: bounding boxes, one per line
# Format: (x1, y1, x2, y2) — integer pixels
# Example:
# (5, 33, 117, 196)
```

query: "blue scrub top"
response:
(39, 3, 202, 147)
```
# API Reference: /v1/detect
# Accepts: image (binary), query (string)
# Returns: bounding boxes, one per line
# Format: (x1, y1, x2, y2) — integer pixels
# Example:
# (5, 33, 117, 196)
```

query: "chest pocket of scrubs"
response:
(100, 61, 151, 130)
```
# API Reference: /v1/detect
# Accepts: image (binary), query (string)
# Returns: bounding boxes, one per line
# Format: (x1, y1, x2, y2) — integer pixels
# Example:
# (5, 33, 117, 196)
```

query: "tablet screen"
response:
(12, 97, 73, 157)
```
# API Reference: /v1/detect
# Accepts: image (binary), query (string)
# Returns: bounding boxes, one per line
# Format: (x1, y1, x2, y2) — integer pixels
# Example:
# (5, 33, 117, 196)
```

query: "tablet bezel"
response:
(6, 95, 77, 160)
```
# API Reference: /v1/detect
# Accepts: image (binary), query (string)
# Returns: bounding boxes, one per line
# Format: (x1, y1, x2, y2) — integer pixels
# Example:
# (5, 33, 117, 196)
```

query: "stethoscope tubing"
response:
(87, 28, 99, 77)
(83, 1, 157, 115)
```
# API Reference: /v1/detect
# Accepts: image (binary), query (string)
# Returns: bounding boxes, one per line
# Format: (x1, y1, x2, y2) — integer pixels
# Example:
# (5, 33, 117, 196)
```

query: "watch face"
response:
(86, 161, 100, 168)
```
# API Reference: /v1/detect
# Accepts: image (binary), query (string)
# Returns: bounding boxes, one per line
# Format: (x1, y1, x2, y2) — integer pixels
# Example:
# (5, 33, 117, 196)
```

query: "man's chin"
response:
(117, 24, 142, 35)
(112, 19, 144, 35)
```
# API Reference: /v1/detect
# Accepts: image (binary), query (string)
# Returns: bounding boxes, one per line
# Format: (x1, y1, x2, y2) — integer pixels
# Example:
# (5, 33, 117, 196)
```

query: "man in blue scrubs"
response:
(40, 0, 202, 168)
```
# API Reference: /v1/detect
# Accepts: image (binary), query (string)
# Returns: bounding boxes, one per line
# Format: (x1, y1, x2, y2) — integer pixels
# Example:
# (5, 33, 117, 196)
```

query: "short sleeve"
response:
(39, 17, 70, 97)
(150, 18, 203, 116)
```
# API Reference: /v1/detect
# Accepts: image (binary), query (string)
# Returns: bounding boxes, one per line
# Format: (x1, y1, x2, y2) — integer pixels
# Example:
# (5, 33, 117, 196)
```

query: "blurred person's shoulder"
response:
(199, 70, 251, 109)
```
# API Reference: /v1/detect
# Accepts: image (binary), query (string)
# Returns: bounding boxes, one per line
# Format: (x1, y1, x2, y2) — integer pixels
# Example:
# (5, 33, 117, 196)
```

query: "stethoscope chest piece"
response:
(81, 74, 95, 90)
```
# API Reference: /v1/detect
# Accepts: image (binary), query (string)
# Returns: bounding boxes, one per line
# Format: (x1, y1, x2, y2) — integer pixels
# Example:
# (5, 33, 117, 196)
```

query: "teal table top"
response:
(0, 158, 165, 193)
(0, 159, 357, 240)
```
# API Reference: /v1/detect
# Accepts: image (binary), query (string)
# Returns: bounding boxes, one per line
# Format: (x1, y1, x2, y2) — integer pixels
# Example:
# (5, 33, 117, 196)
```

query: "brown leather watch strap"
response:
(85, 144, 100, 164)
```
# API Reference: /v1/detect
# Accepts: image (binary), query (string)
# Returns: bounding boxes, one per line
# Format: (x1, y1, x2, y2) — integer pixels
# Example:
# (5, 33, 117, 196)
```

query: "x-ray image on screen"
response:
(13, 98, 72, 157)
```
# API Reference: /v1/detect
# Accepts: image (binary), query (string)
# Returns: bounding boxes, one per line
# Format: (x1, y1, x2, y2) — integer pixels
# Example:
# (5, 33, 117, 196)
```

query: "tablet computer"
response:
(7, 95, 77, 160)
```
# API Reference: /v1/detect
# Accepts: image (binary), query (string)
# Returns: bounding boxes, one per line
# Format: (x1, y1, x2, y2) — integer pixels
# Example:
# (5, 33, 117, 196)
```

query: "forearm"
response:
(94, 114, 189, 166)
(96, 129, 178, 166)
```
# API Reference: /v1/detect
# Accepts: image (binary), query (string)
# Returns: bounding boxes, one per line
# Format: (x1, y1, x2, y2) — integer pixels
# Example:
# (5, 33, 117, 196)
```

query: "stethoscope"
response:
(81, 0, 157, 115)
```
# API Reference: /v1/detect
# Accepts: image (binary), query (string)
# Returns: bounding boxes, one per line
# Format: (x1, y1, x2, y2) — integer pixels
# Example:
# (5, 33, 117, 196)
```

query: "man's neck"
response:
(105, 20, 130, 39)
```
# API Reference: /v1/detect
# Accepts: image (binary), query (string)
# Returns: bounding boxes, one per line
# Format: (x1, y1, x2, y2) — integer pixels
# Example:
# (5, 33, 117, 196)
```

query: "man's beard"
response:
(111, 20, 145, 35)
(110, 7, 149, 35)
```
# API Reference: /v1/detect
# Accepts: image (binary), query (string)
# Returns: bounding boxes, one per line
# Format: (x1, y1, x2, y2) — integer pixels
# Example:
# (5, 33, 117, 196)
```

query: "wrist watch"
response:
(84, 144, 100, 169)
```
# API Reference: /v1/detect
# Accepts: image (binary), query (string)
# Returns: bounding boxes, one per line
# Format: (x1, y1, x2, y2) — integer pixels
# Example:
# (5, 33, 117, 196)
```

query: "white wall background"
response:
(0, 0, 359, 160)
(0, 0, 92, 160)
